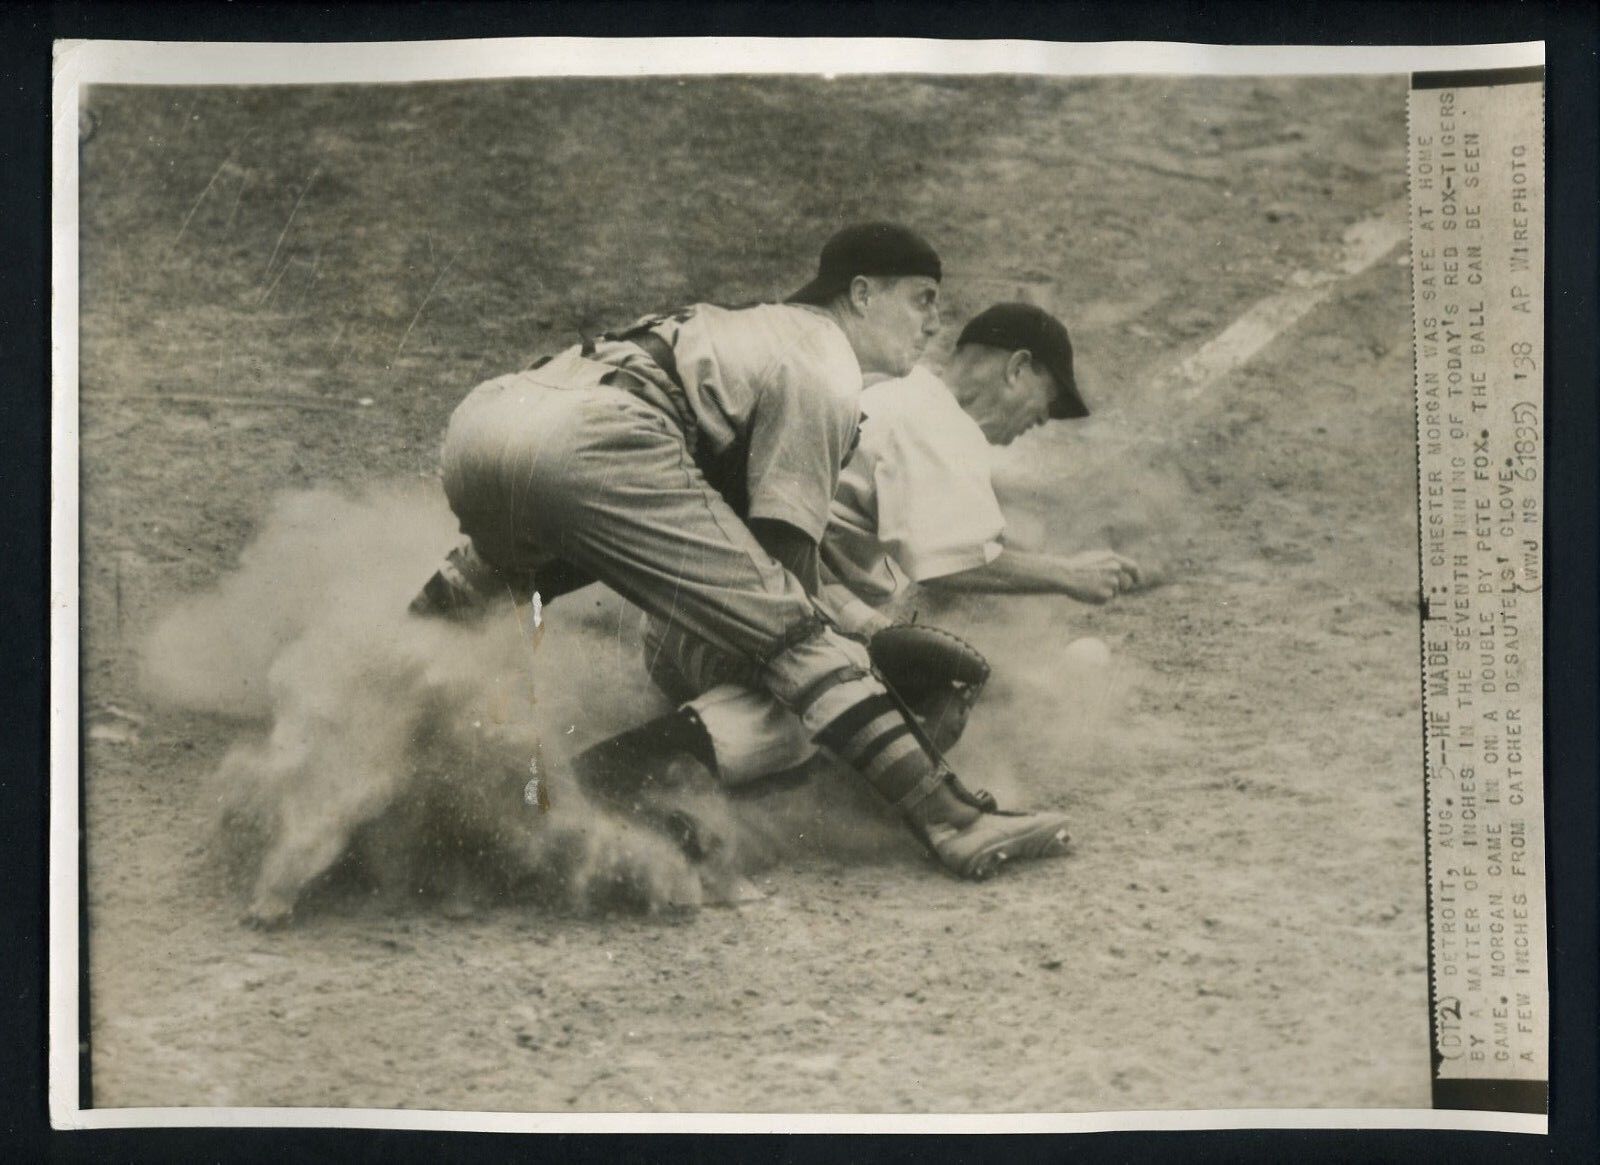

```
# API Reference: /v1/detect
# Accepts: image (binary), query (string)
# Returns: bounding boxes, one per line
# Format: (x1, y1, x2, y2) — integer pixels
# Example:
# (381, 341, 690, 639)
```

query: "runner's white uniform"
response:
(820, 364, 1004, 616)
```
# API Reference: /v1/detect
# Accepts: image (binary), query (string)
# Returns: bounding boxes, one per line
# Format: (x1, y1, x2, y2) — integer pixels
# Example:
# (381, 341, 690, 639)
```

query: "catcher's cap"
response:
(787, 222, 942, 306)
(956, 302, 1088, 420)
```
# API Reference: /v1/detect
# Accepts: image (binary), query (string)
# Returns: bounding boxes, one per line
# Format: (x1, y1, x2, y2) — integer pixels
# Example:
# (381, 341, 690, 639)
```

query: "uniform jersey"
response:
(822, 365, 1005, 603)
(589, 303, 863, 543)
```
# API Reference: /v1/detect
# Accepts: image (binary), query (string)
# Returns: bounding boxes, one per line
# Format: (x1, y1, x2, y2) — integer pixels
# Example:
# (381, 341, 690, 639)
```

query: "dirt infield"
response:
(76, 73, 1428, 1113)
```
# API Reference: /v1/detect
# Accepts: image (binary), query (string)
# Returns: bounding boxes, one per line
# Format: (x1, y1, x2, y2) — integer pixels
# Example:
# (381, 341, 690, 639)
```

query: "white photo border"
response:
(50, 35, 1547, 1135)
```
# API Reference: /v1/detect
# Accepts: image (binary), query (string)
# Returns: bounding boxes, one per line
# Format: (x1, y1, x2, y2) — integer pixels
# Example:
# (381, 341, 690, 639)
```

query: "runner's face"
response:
(1005, 364, 1057, 444)
(855, 276, 942, 377)
(974, 355, 1056, 445)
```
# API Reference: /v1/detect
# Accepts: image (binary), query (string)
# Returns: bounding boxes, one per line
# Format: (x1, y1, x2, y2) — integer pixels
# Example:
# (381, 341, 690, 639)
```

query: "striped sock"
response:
(812, 692, 950, 814)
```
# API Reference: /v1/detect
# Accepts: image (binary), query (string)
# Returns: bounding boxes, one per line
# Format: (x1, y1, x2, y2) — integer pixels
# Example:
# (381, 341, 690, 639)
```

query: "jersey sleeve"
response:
(741, 328, 863, 542)
(871, 407, 1006, 583)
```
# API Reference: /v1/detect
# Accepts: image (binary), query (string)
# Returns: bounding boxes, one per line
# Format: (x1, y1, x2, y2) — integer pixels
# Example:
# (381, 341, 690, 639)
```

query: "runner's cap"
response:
(957, 302, 1089, 419)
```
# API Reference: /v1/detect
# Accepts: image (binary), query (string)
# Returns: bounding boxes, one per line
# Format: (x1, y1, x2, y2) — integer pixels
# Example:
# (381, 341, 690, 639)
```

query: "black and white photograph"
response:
(50, 37, 1552, 1132)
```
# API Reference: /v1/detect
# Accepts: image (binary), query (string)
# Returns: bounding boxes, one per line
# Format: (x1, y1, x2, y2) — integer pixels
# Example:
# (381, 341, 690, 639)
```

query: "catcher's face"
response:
(849, 275, 942, 378)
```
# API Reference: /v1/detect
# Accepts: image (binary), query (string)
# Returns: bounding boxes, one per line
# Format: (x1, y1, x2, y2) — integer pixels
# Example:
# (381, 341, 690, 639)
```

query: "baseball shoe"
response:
(922, 809, 1072, 880)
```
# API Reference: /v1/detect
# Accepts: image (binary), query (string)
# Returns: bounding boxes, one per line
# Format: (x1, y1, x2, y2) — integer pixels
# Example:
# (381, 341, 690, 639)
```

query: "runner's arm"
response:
(921, 546, 1142, 603)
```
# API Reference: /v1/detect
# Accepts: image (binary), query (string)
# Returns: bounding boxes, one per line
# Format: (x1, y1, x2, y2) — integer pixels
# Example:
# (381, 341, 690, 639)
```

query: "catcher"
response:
(589, 303, 1140, 824)
(411, 225, 1073, 882)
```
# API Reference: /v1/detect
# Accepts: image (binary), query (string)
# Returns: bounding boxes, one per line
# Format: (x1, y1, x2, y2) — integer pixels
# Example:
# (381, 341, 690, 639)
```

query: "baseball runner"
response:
(411, 224, 1074, 881)
(630, 302, 1141, 793)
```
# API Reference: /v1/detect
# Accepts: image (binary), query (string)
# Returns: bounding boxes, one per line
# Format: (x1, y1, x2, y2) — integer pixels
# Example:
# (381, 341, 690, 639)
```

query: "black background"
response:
(5, 2, 1594, 1161)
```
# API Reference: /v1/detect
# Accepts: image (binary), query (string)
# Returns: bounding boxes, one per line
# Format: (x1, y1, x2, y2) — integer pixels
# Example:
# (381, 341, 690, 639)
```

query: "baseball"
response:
(1063, 636, 1112, 667)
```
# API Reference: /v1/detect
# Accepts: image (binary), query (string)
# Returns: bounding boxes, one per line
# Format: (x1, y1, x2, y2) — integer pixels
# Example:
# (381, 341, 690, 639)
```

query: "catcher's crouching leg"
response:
(778, 625, 1068, 881)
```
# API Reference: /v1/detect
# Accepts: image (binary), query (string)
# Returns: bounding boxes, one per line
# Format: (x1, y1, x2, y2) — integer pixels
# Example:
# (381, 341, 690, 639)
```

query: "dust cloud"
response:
(140, 436, 1180, 922)
(141, 487, 703, 920)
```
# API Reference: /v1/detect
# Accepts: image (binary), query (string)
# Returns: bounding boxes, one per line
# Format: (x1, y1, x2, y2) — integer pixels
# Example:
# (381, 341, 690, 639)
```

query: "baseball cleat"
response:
(923, 811, 1072, 880)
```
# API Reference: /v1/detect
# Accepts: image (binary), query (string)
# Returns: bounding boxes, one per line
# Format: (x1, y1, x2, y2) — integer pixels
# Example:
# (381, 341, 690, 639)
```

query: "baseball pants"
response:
(440, 352, 883, 737)
(641, 616, 819, 784)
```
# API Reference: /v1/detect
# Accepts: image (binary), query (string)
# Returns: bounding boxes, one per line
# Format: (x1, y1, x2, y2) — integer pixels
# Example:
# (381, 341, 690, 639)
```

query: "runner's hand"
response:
(1059, 550, 1143, 602)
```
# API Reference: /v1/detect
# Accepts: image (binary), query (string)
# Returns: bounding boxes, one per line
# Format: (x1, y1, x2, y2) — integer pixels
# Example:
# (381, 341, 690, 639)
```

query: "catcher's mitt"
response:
(867, 623, 991, 703)
(867, 623, 991, 755)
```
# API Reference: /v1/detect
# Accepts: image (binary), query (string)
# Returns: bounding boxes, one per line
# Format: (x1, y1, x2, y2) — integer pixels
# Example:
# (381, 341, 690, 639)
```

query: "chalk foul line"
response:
(1154, 204, 1409, 401)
